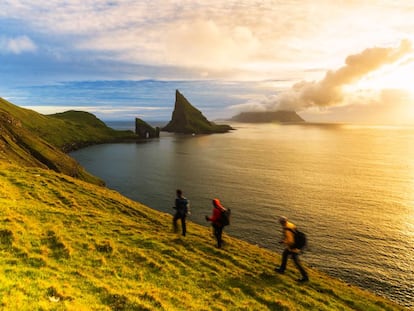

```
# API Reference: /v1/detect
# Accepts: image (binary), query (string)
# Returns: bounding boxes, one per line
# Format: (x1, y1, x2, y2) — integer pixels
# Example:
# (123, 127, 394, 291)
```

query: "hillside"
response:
(162, 90, 233, 134)
(0, 162, 405, 310)
(0, 108, 102, 185)
(0, 98, 138, 152)
(0, 98, 138, 185)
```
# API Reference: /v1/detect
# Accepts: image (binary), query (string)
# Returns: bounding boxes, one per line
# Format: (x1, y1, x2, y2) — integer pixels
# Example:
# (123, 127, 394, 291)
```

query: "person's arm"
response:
(186, 199, 191, 215)
(279, 228, 287, 244)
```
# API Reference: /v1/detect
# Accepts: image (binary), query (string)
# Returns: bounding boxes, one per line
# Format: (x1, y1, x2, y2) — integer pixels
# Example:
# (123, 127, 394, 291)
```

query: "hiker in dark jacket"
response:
(275, 216, 309, 282)
(205, 198, 225, 248)
(173, 189, 189, 236)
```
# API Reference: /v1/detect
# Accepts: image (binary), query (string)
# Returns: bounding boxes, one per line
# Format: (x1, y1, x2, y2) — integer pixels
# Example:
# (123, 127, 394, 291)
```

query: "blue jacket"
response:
(175, 197, 188, 216)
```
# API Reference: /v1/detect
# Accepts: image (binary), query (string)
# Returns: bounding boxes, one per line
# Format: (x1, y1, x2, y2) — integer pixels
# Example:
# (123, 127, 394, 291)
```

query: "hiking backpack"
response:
(220, 208, 231, 226)
(286, 228, 307, 250)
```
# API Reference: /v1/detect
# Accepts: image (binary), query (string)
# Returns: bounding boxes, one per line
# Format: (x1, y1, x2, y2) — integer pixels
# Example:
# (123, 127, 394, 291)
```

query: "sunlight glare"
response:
(354, 55, 414, 93)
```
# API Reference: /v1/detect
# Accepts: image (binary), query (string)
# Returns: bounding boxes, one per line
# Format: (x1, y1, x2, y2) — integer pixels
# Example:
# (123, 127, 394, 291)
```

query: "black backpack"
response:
(286, 228, 307, 250)
(220, 208, 231, 226)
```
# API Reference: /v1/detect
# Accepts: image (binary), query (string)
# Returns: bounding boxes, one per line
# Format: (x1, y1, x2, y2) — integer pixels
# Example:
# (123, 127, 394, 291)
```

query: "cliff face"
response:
(162, 90, 232, 134)
(231, 110, 305, 123)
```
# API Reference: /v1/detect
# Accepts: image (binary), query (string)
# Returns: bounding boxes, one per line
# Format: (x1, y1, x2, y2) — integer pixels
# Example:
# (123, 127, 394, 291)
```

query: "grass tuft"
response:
(0, 229, 13, 246)
(95, 241, 114, 254)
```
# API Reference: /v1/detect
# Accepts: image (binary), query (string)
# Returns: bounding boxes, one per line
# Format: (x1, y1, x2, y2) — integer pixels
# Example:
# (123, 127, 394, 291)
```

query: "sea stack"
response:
(135, 118, 160, 139)
(162, 90, 233, 134)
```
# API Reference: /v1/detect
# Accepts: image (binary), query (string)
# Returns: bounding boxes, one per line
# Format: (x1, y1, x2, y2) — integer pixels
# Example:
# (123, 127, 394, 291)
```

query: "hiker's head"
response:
(212, 198, 224, 209)
(176, 189, 182, 197)
(279, 216, 288, 225)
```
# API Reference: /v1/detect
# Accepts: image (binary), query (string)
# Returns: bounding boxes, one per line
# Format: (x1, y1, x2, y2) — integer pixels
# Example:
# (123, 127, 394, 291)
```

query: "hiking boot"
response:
(274, 268, 285, 274)
(297, 277, 309, 283)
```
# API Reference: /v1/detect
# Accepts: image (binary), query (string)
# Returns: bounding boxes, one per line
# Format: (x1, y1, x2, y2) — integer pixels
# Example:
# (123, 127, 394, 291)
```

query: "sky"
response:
(1, 0, 414, 124)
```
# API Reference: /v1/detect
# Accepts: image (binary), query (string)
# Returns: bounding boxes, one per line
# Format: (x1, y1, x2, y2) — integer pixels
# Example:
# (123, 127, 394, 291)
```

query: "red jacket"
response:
(207, 198, 225, 226)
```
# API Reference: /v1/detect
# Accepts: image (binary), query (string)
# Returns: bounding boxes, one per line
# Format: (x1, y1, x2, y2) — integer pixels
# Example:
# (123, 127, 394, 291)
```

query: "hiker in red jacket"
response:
(205, 198, 225, 248)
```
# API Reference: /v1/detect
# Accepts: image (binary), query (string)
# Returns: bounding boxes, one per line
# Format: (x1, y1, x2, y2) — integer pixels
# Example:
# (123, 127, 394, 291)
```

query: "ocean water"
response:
(70, 122, 414, 308)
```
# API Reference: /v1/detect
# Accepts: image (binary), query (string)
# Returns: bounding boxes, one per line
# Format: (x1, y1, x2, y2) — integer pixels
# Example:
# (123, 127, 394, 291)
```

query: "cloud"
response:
(299, 88, 414, 125)
(0, 35, 37, 54)
(2, 1, 414, 86)
(232, 40, 413, 113)
(3, 1, 414, 74)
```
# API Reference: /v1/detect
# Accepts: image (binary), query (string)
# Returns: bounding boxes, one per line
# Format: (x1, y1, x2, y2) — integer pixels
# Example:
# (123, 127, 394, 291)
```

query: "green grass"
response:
(0, 98, 138, 185)
(0, 162, 406, 311)
(0, 98, 137, 152)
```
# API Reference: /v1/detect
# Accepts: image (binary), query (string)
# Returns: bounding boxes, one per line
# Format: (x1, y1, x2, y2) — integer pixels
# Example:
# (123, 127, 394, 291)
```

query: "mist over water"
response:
(71, 123, 414, 308)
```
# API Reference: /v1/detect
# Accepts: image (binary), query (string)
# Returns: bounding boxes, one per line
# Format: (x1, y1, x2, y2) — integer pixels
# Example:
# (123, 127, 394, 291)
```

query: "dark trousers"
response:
(173, 213, 186, 236)
(279, 249, 308, 279)
(213, 224, 223, 248)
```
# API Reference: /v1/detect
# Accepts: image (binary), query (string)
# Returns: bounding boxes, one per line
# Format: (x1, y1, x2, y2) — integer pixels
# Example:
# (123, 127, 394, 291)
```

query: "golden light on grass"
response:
(0, 162, 407, 310)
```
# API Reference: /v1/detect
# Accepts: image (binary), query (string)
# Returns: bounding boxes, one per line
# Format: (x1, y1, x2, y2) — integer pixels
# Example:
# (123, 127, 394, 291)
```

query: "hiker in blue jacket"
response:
(275, 216, 309, 282)
(172, 189, 189, 236)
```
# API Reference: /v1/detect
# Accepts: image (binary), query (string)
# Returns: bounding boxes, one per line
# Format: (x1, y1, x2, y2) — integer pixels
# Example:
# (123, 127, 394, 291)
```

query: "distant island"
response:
(230, 110, 305, 123)
(162, 90, 233, 134)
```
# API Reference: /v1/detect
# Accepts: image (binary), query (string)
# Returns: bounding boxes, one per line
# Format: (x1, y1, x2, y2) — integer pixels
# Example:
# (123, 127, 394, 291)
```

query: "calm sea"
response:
(71, 122, 414, 308)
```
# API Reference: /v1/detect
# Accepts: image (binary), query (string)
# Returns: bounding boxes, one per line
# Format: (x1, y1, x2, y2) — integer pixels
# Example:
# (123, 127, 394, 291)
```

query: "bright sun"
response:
(344, 56, 414, 124)
(355, 57, 414, 93)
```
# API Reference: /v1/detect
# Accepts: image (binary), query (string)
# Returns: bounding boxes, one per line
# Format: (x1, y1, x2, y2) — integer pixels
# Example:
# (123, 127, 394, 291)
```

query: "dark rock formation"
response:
(135, 118, 160, 139)
(162, 90, 233, 134)
(230, 110, 305, 123)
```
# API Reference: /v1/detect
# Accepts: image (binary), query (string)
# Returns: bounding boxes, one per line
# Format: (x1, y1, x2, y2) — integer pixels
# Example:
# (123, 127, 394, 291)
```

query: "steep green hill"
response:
(0, 163, 405, 310)
(0, 98, 137, 152)
(0, 98, 138, 185)
(0, 108, 102, 185)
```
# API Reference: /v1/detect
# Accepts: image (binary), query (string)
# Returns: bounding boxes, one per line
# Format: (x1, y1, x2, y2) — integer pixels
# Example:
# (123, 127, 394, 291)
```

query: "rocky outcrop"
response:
(135, 118, 160, 139)
(230, 110, 305, 123)
(162, 90, 233, 134)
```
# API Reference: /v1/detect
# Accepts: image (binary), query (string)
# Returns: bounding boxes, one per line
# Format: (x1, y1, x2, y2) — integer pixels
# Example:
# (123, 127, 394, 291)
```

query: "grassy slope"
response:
(0, 162, 405, 311)
(0, 98, 137, 151)
(0, 98, 138, 185)
(0, 109, 102, 186)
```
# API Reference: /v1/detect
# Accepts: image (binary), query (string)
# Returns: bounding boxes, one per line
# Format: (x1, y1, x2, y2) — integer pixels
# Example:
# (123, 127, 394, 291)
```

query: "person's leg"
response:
(276, 249, 290, 272)
(181, 215, 186, 236)
(216, 226, 223, 248)
(292, 252, 308, 281)
(173, 213, 179, 233)
(213, 225, 223, 248)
